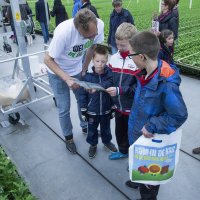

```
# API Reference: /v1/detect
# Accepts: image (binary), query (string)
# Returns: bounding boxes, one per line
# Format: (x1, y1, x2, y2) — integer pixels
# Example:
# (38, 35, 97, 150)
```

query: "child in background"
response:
(158, 29, 174, 64)
(80, 46, 117, 159)
(127, 31, 188, 199)
(106, 23, 137, 160)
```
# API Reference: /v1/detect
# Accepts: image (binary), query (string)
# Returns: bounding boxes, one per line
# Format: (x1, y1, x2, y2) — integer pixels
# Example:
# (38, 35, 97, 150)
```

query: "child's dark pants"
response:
(139, 184, 160, 200)
(87, 114, 112, 146)
(115, 111, 130, 154)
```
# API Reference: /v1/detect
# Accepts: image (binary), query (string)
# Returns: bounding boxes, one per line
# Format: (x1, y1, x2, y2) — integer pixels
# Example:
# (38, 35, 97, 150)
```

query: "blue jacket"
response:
(108, 8, 134, 48)
(80, 66, 113, 115)
(72, 0, 82, 17)
(35, 0, 50, 23)
(128, 60, 188, 145)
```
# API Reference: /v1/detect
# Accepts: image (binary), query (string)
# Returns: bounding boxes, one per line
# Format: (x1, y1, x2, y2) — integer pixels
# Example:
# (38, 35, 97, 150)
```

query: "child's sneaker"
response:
(125, 180, 139, 189)
(104, 142, 117, 152)
(88, 145, 97, 159)
(109, 152, 128, 160)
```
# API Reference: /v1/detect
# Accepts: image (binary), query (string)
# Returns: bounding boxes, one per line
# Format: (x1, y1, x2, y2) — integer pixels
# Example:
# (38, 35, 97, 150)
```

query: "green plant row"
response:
(0, 146, 37, 200)
(27, 0, 200, 69)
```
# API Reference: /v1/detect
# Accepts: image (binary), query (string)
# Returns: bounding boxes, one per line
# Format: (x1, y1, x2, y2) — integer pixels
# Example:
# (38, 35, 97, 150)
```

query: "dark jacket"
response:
(35, 0, 50, 23)
(80, 66, 113, 115)
(158, 11, 178, 40)
(80, 2, 99, 18)
(50, 4, 68, 26)
(158, 43, 174, 64)
(108, 8, 134, 48)
(128, 60, 188, 145)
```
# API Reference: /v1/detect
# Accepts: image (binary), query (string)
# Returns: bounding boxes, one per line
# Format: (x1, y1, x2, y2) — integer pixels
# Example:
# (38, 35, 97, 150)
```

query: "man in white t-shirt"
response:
(44, 9, 104, 154)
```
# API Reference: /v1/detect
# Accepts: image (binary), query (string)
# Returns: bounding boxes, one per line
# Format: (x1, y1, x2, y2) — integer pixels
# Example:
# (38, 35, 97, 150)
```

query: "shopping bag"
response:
(129, 129, 182, 185)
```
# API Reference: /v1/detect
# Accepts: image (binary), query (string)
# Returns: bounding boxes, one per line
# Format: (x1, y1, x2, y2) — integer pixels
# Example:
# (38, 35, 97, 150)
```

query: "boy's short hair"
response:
(74, 8, 97, 31)
(93, 45, 109, 58)
(115, 22, 137, 40)
(112, 0, 122, 7)
(129, 31, 160, 60)
(159, 29, 173, 44)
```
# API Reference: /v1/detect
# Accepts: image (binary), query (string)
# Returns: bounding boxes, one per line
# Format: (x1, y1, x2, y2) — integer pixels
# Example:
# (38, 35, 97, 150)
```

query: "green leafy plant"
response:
(0, 146, 37, 200)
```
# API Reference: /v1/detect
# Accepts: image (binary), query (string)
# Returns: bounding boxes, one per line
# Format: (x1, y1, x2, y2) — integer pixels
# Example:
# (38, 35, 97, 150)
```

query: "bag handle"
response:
(152, 139, 162, 143)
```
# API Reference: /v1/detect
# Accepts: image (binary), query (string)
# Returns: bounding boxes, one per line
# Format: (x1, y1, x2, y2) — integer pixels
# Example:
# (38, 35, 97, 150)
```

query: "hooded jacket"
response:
(80, 66, 113, 115)
(128, 60, 188, 145)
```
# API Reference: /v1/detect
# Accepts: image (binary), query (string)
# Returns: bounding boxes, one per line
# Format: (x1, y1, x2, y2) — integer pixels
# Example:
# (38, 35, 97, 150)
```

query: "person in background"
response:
(44, 9, 104, 154)
(72, 0, 82, 17)
(106, 23, 137, 161)
(6, 0, 32, 43)
(50, 0, 68, 27)
(108, 0, 134, 55)
(158, 0, 178, 40)
(80, 46, 117, 159)
(80, 0, 99, 18)
(127, 31, 188, 199)
(35, 0, 50, 44)
(158, 29, 174, 64)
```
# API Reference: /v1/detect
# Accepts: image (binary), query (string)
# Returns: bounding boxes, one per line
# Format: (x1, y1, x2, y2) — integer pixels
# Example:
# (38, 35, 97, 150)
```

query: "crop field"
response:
(28, 0, 200, 68)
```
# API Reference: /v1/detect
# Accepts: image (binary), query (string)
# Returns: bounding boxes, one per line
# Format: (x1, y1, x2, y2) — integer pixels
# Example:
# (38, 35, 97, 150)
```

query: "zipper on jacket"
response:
(99, 75, 102, 115)
(118, 58, 125, 111)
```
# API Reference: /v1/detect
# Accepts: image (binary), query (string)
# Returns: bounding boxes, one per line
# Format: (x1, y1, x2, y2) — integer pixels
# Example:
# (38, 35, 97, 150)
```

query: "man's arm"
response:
(44, 53, 79, 89)
(82, 44, 97, 75)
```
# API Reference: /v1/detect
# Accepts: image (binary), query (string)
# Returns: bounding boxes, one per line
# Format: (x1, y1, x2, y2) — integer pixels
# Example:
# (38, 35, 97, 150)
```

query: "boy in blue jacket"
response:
(127, 31, 188, 199)
(80, 46, 117, 159)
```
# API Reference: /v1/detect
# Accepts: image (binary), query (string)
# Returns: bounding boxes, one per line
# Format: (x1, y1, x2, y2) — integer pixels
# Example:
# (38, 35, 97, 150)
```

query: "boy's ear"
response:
(139, 54, 145, 60)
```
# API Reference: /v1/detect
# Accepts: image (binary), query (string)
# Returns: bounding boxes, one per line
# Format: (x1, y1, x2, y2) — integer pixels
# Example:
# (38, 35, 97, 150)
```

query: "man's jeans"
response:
(40, 22, 49, 43)
(48, 72, 87, 137)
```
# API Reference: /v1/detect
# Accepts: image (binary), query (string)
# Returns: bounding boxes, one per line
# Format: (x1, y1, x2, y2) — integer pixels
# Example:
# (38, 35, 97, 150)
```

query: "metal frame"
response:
(0, 0, 53, 115)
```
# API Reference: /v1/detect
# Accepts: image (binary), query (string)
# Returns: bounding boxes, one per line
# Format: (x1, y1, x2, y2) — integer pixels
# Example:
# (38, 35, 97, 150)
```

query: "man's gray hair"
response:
(74, 8, 97, 31)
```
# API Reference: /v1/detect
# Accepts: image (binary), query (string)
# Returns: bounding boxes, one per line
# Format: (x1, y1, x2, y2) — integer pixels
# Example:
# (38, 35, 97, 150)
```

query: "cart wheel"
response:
(34, 86, 37, 92)
(8, 112, 20, 125)
(53, 97, 57, 107)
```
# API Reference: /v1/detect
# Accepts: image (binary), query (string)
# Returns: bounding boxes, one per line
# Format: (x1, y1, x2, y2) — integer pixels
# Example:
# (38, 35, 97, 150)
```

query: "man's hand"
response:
(66, 78, 80, 90)
(141, 126, 154, 138)
(106, 87, 117, 96)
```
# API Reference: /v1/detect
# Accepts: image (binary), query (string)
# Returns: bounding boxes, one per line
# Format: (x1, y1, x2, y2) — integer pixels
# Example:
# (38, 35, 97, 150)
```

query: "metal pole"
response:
(159, 0, 161, 13)
(9, 0, 36, 100)
(189, 0, 192, 9)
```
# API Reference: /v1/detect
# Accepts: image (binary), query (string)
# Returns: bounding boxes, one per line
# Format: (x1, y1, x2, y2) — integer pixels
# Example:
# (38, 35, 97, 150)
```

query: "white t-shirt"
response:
(48, 18, 104, 76)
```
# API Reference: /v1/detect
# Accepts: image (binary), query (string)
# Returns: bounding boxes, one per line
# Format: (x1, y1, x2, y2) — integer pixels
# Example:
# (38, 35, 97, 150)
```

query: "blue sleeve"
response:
(145, 82, 188, 134)
(72, 2, 81, 17)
